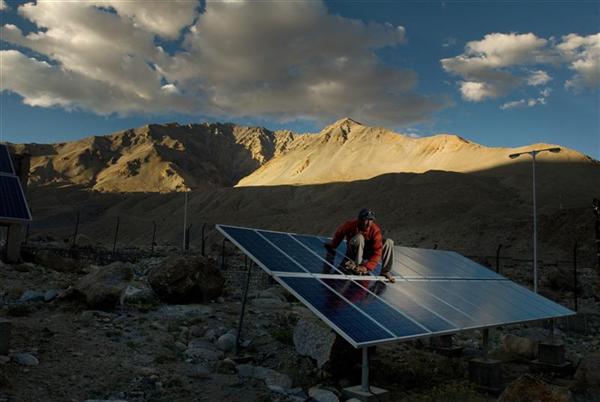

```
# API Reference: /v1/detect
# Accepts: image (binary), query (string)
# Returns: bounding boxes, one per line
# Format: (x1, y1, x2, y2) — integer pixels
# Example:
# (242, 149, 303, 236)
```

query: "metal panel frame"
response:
(0, 172, 33, 223)
(216, 224, 576, 348)
(0, 144, 16, 175)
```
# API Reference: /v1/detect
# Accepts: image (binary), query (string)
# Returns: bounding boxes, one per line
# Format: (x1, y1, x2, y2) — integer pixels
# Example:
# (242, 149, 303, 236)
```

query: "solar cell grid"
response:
(0, 145, 14, 174)
(216, 224, 576, 347)
(0, 175, 31, 221)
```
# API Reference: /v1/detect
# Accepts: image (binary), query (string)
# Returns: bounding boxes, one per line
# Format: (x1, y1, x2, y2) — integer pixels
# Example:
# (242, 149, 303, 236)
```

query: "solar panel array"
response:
(217, 224, 574, 348)
(0, 144, 32, 222)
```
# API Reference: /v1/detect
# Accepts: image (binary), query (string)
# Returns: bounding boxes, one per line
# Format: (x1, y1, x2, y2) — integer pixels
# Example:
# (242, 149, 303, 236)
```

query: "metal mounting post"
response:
(361, 347, 370, 392)
(482, 328, 490, 361)
(235, 256, 252, 356)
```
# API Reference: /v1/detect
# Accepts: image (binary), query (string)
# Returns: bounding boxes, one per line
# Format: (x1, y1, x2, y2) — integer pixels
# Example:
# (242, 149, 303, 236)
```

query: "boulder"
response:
(309, 387, 339, 402)
(14, 352, 39, 366)
(217, 333, 237, 352)
(32, 250, 82, 273)
(251, 297, 287, 310)
(573, 352, 600, 390)
(498, 374, 573, 402)
(500, 334, 538, 359)
(74, 262, 134, 309)
(148, 256, 224, 304)
(20, 290, 45, 303)
(237, 364, 293, 389)
(184, 347, 223, 361)
(120, 284, 157, 306)
(293, 318, 337, 368)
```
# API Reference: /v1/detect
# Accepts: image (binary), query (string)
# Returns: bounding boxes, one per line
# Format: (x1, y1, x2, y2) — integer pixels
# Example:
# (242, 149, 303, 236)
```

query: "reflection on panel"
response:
(322, 279, 427, 338)
(281, 276, 393, 345)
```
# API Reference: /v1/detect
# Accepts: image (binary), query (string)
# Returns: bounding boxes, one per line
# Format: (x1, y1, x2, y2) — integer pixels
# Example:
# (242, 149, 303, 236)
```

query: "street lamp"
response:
(509, 147, 561, 293)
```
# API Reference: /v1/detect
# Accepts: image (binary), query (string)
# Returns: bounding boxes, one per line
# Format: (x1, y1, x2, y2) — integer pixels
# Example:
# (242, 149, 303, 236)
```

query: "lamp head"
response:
(509, 153, 521, 159)
(548, 147, 561, 153)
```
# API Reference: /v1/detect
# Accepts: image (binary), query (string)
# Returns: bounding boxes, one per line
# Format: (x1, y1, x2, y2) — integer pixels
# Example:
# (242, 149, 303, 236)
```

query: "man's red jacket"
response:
(330, 219, 383, 271)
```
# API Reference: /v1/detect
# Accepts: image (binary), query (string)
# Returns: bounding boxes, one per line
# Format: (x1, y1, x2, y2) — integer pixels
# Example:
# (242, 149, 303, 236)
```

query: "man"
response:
(325, 208, 396, 282)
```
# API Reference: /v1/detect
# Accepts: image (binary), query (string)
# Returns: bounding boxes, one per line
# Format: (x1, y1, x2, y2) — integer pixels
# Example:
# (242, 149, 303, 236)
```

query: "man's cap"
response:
(358, 208, 376, 220)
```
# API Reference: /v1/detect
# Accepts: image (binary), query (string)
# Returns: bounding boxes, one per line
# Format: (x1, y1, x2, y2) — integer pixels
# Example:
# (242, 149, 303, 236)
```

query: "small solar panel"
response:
(0, 144, 15, 174)
(0, 175, 32, 221)
(217, 224, 575, 347)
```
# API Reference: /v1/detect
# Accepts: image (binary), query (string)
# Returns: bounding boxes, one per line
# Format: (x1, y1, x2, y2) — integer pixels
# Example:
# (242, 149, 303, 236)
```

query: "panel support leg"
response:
(235, 256, 251, 356)
(361, 347, 369, 392)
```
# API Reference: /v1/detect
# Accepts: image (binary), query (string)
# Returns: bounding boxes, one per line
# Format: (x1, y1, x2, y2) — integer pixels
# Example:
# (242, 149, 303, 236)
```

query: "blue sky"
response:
(1, 0, 598, 158)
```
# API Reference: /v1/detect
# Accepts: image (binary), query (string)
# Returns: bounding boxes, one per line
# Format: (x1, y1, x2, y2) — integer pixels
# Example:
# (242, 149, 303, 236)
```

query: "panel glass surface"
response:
(0, 175, 31, 221)
(217, 224, 575, 347)
(280, 276, 393, 344)
(0, 145, 14, 174)
(259, 230, 332, 274)
(396, 246, 502, 279)
(321, 278, 428, 338)
(219, 226, 307, 273)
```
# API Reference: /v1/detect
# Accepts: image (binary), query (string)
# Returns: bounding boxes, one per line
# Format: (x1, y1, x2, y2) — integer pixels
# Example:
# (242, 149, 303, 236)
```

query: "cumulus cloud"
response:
(0, 0, 444, 126)
(526, 70, 552, 86)
(557, 33, 600, 90)
(442, 32, 599, 102)
(0, 0, 8, 11)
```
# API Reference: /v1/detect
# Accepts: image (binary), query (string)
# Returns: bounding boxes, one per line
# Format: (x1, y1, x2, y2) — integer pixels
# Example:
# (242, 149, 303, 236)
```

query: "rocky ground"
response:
(0, 244, 599, 402)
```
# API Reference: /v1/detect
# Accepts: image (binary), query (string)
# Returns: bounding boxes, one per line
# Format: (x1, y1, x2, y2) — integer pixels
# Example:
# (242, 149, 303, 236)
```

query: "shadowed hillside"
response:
(25, 161, 599, 267)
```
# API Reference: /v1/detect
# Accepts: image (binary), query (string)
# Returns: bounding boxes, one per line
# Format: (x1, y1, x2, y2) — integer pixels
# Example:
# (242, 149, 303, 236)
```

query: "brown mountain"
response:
(237, 117, 594, 187)
(11, 123, 297, 193)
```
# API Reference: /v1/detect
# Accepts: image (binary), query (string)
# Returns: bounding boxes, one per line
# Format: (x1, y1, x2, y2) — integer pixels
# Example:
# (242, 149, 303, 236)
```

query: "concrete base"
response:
(6, 224, 26, 263)
(529, 359, 573, 376)
(0, 320, 11, 355)
(342, 385, 389, 402)
(468, 358, 504, 394)
(538, 342, 565, 365)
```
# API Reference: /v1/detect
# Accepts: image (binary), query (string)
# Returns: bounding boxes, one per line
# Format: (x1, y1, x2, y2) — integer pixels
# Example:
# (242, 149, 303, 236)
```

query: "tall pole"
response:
(532, 152, 538, 293)
(509, 147, 560, 293)
(183, 192, 188, 251)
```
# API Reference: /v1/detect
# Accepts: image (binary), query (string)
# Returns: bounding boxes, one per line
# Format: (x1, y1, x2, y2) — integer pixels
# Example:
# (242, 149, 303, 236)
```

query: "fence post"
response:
(221, 238, 229, 270)
(201, 222, 207, 257)
(72, 211, 80, 248)
(151, 220, 157, 253)
(185, 224, 192, 251)
(496, 244, 503, 273)
(573, 240, 578, 312)
(112, 216, 120, 254)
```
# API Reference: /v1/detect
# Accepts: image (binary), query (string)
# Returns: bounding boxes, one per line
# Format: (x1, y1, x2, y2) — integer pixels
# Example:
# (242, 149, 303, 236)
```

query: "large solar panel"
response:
(217, 224, 575, 347)
(0, 144, 32, 223)
(0, 144, 15, 174)
(0, 175, 32, 222)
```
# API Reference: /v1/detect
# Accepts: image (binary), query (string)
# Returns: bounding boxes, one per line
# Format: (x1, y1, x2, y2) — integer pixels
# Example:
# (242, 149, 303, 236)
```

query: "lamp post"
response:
(509, 147, 561, 293)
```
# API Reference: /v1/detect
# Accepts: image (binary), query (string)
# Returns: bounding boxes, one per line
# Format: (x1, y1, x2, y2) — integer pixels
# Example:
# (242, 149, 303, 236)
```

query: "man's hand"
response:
(355, 265, 368, 275)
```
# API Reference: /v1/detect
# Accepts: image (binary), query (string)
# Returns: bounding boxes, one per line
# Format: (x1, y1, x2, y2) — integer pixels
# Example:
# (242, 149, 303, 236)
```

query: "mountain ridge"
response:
(9, 117, 596, 192)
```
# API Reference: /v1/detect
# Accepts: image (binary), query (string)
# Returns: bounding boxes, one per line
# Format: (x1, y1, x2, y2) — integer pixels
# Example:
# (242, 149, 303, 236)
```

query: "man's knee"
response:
(349, 233, 365, 247)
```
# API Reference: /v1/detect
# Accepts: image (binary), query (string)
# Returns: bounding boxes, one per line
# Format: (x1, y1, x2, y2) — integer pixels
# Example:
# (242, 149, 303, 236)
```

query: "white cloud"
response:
(0, 0, 8, 11)
(500, 87, 551, 110)
(527, 70, 552, 86)
(442, 31, 599, 102)
(0, 0, 445, 126)
(557, 33, 600, 90)
(460, 81, 510, 101)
